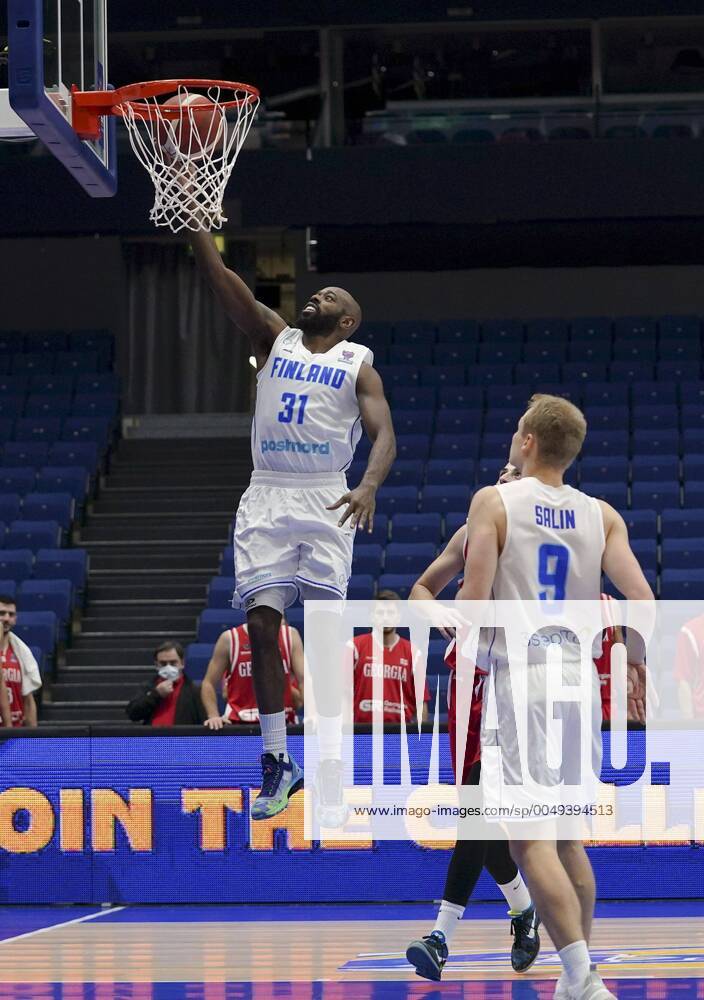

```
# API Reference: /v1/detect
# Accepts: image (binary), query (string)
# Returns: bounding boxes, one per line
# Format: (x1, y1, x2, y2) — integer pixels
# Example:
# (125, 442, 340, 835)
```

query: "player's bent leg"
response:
(557, 839, 596, 944)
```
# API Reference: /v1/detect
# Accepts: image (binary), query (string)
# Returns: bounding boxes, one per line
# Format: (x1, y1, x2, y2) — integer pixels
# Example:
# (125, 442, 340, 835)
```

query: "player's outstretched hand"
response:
(327, 484, 376, 533)
(204, 715, 226, 731)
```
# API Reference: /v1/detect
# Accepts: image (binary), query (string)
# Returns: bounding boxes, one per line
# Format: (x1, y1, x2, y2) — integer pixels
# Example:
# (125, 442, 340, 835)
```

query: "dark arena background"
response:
(0, 1, 703, 996)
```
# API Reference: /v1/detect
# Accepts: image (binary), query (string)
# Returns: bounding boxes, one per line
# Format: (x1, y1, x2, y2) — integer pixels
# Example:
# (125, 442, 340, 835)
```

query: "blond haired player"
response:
(457, 395, 653, 1000)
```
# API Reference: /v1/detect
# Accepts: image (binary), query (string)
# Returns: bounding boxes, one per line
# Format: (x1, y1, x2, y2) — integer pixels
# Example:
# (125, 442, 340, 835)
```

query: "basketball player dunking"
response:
(457, 395, 653, 1000)
(191, 231, 395, 819)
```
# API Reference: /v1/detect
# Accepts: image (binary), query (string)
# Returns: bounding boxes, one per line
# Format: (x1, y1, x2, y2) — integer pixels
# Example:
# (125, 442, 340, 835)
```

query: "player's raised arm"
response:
(456, 487, 504, 603)
(190, 230, 286, 368)
(201, 630, 232, 731)
(328, 363, 396, 533)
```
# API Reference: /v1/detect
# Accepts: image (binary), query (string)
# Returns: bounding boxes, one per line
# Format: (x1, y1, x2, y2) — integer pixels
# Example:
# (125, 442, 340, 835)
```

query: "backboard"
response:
(3, 0, 117, 196)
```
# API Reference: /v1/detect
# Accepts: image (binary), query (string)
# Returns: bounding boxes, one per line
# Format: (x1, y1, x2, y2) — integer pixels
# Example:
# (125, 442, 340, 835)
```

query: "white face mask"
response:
(157, 665, 181, 682)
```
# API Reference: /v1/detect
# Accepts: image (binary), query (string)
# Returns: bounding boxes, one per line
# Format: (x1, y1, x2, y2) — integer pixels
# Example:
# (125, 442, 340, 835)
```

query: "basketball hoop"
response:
(72, 78, 260, 232)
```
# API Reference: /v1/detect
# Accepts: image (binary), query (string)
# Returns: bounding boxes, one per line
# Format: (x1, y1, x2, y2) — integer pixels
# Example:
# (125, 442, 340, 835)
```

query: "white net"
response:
(119, 83, 260, 233)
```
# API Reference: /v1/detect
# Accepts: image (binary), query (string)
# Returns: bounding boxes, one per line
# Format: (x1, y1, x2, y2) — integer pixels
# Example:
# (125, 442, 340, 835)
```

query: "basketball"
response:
(158, 91, 223, 160)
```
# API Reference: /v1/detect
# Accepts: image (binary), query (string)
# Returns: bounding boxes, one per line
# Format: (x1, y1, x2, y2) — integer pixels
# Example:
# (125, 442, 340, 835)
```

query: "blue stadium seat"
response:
(34, 549, 88, 594)
(18, 579, 72, 639)
(376, 365, 420, 388)
(569, 317, 612, 341)
(0, 467, 36, 494)
(475, 457, 502, 487)
(436, 320, 480, 343)
(11, 352, 55, 376)
(683, 482, 704, 508)
(661, 539, 704, 570)
(14, 610, 58, 661)
(630, 539, 657, 574)
(525, 318, 569, 343)
(396, 434, 431, 461)
(579, 431, 629, 458)
(61, 417, 111, 446)
(584, 406, 625, 432)
(0, 420, 15, 443)
(29, 374, 76, 396)
(435, 410, 478, 435)
(421, 366, 467, 388)
(602, 568, 657, 600)
(0, 495, 21, 523)
(660, 570, 704, 600)
(632, 429, 680, 456)
(71, 394, 119, 420)
(352, 544, 384, 575)
(385, 543, 436, 575)
(568, 340, 611, 362)
(0, 522, 7, 546)
(431, 434, 480, 460)
(0, 375, 28, 395)
(75, 372, 120, 395)
(580, 457, 626, 482)
(562, 362, 608, 383)
(347, 575, 375, 599)
(420, 485, 471, 514)
(0, 550, 33, 581)
(54, 351, 100, 375)
(488, 386, 529, 409)
(444, 511, 468, 538)
(659, 339, 701, 362)
(377, 574, 416, 600)
(659, 314, 700, 339)
(609, 361, 655, 382)
(631, 456, 679, 482)
(13, 417, 63, 442)
(391, 513, 442, 545)
(679, 381, 704, 406)
(35, 467, 89, 506)
(630, 380, 678, 406)
(0, 579, 17, 598)
(632, 405, 679, 431)
(521, 342, 567, 363)
(365, 513, 389, 546)
(582, 382, 623, 408)
(185, 643, 214, 683)
(6, 520, 62, 550)
(391, 387, 437, 409)
(681, 405, 704, 430)
(219, 545, 235, 576)
(661, 508, 704, 538)
(622, 509, 657, 540)
(631, 482, 680, 510)
(481, 319, 524, 342)
(478, 342, 522, 365)
(514, 363, 561, 384)
(483, 410, 522, 435)
(360, 321, 393, 348)
(207, 577, 236, 608)
(24, 394, 72, 419)
(467, 365, 513, 388)
(393, 410, 434, 436)
(0, 395, 26, 418)
(433, 343, 477, 365)
(388, 344, 434, 366)
(22, 493, 74, 531)
(2, 442, 49, 467)
(427, 639, 450, 675)
(385, 459, 425, 487)
(425, 459, 475, 486)
(197, 608, 246, 643)
(613, 341, 656, 362)
(375, 486, 418, 515)
(0, 332, 24, 353)
(48, 441, 99, 471)
(438, 388, 484, 410)
(682, 428, 704, 456)
(24, 331, 68, 352)
(613, 316, 656, 341)
(480, 432, 512, 455)
(658, 360, 699, 382)
(393, 320, 436, 343)
(580, 481, 628, 508)
(684, 455, 704, 480)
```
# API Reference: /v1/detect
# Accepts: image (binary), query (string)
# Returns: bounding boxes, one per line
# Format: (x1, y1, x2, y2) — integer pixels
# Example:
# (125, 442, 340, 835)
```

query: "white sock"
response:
(318, 713, 343, 761)
(559, 940, 591, 992)
(260, 711, 287, 759)
(432, 900, 465, 948)
(497, 872, 532, 914)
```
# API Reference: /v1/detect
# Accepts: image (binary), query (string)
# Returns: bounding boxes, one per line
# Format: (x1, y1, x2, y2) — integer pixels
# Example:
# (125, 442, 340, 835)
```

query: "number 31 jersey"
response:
(253, 327, 373, 475)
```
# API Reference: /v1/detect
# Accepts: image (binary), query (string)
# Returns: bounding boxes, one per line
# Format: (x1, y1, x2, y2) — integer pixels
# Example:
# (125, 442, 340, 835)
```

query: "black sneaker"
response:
(510, 904, 541, 973)
(406, 931, 449, 982)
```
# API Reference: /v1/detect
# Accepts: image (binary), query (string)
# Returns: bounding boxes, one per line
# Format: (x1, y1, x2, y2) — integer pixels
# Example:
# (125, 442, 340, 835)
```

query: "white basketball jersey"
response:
(252, 327, 373, 475)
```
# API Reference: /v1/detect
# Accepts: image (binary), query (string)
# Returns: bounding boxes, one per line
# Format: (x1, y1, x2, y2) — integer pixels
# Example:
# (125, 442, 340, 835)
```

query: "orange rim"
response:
(112, 78, 260, 119)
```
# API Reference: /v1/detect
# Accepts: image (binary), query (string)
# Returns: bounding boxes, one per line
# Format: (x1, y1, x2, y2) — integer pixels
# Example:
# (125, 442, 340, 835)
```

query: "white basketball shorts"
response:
(232, 470, 355, 610)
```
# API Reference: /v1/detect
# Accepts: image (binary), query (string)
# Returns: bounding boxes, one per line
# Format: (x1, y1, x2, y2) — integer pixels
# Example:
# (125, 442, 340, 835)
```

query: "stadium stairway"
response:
(43, 437, 251, 725)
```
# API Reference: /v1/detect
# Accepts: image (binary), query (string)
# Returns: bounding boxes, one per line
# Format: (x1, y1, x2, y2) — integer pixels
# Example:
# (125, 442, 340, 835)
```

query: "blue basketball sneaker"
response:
(250, 752, 303, 821)
(406, 931, 448, 982)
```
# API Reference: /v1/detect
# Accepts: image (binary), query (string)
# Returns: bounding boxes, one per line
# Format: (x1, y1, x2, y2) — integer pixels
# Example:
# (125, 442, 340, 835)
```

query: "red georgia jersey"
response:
(352, 633, 428, 723)
(224, 624, 297, 724)
(593, 593, 618, 722)
(0, 646, 25, 727)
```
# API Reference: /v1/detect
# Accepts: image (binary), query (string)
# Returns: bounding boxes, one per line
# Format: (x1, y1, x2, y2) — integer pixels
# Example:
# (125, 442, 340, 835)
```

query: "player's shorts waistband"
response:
(249, 470, 347, 489)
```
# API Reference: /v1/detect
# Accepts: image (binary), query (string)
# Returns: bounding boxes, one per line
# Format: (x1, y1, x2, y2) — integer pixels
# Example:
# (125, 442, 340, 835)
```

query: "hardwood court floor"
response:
(0, 901, 701, 998)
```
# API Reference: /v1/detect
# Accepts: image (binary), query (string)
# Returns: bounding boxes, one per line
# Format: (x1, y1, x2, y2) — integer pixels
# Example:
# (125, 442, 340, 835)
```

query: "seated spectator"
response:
(352, 589, 429, 725)
(0, 594, 42, 728)
(201, 619, 304, 730)
(126, 641, 205, 726)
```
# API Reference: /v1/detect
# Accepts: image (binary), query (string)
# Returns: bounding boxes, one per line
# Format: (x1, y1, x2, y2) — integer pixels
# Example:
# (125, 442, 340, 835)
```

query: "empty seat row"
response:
(0, 417, 112, 447)
(0, 330, 113, 357)
(0, 579, 75, 640)
(376, 361, 704, 388)
(0, 493, 76, 530)
(0, 520, 65, 550)
(0, 352, 107, 377)
(0, 548, 87, 589)
(0, 442, 99, 472)
(0, 468, 89, 501)
(0, 373, 120, 396)
(0, 393, 119, 420)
